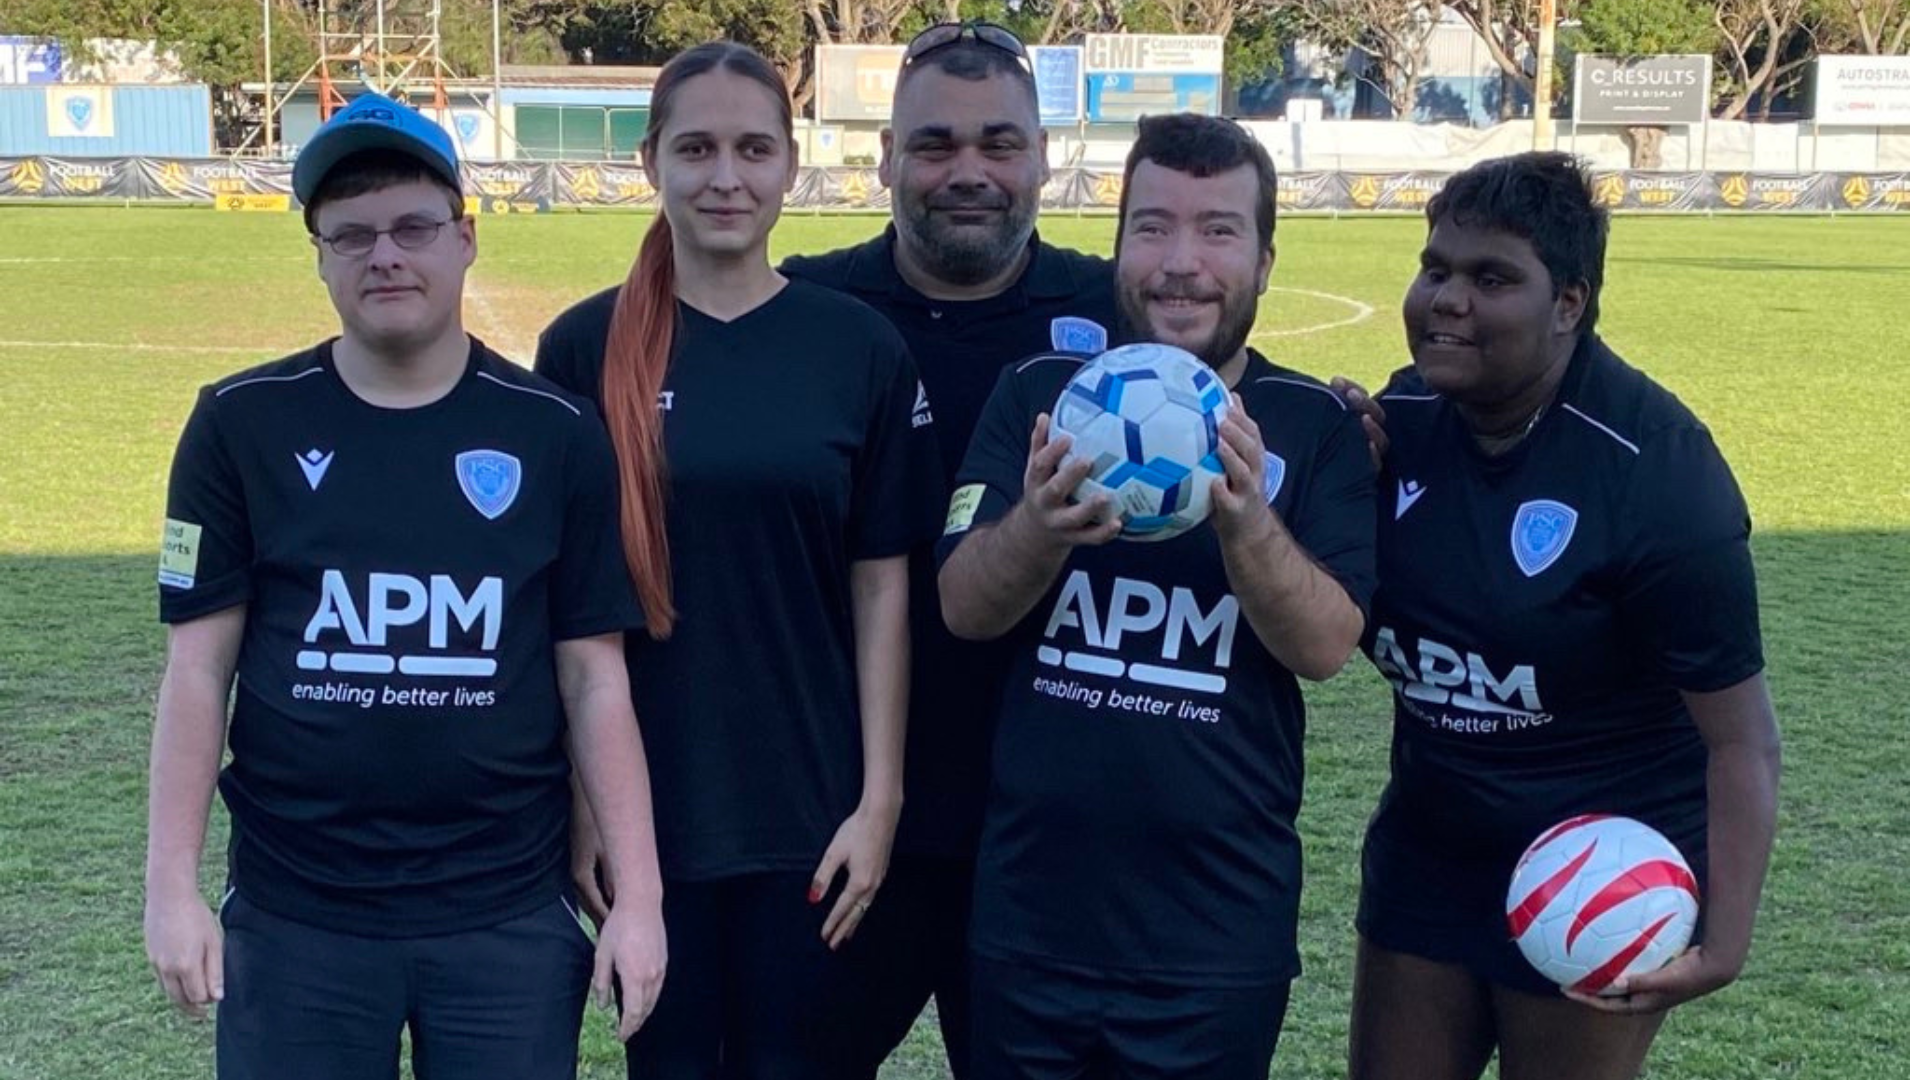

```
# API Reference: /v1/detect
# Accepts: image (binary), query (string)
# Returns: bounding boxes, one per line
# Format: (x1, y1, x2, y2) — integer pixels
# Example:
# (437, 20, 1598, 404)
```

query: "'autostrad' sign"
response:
(1813, 55, 1910, 126)
(1573, 55, 1712, 125)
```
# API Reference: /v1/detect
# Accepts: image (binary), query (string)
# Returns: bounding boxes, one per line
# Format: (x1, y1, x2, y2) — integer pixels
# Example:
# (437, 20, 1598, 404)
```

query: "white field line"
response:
(1250, 286, 1377, 339)
(0, 339, 289, 353)
(461, 266, 537, 366)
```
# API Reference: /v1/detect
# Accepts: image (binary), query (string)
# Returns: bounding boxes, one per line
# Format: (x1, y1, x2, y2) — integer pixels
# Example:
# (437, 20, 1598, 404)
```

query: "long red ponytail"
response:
(602, 215, 677, 639)
(597, 41, 792, 640)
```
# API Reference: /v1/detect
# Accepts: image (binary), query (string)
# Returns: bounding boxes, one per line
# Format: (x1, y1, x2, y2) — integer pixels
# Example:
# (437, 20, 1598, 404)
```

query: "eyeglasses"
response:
(315, 217, 456, 257)
(903, 21, 1030, 70)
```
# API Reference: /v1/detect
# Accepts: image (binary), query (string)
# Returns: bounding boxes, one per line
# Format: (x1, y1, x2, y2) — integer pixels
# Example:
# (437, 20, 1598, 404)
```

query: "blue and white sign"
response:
(0, 37, 61, 85)
(1030, 46, 1083, 125)
(1086, 73, 1223, 122)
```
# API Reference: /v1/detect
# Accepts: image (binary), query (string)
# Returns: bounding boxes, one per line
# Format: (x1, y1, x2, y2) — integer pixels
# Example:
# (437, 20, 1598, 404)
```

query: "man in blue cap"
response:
(144, 91, 668, 1079)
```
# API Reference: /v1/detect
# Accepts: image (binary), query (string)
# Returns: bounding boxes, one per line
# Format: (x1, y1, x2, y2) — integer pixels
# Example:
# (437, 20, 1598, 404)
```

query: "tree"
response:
(1446, 0, 1584, 118)
(1567, 0, 1716, 165)
(1712, 0, 1810, 119)
(1296, 0, 1448, 120)
(1811, 0, 1910, 53)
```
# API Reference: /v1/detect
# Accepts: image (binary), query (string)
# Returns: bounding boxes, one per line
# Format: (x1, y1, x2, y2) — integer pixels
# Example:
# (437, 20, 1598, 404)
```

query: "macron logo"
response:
(911, 381, 933, 428)
(1395, 478, 1427, 520)
(297, 448, 335, 491)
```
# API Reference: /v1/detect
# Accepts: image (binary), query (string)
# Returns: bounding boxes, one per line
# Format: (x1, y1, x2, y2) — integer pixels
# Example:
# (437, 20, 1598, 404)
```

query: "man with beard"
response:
(935, 113, 1377, 1080)
(780, 21, 1118, 1079)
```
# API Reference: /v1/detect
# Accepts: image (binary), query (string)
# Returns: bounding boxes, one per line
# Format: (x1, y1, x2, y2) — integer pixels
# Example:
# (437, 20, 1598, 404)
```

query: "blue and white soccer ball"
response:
(1048, 342, 1230, 543)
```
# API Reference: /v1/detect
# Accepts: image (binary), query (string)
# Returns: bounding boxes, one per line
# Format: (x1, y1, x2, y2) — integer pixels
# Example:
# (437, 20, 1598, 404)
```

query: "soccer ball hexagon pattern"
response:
(1048, 343, 1230, 543)
(1505, 814, 1701, 995)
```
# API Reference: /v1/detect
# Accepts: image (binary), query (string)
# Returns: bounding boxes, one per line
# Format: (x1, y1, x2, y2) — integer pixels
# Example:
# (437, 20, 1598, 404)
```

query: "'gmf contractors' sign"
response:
(1083, 34, 1223, 74)
(1573, 55, 1712, 125)
(1812, 55, 1910, 127)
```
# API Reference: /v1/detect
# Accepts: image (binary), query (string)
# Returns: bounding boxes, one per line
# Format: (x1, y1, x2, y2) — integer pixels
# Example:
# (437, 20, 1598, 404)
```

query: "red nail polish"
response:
(807, 885, 821, 904)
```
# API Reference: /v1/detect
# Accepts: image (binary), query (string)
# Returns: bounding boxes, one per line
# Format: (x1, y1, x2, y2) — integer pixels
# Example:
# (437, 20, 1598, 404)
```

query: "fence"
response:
(5, 156, 1910, 213)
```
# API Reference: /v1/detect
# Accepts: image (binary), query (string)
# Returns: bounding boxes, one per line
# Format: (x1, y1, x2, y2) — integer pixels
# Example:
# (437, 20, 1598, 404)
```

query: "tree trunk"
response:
(1622, 125, 1667, 169)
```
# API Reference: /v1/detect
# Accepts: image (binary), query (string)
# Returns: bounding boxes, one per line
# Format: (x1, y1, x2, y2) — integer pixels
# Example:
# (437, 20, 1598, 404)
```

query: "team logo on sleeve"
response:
(1050, 317, 1108, 355)
(1511, 499, 1578, 577)
(455, 450, 522, 521)
(1261, 451, 1286, 504)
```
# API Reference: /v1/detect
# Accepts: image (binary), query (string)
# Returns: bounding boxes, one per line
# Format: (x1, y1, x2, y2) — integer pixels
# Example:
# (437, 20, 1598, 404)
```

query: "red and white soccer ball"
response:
(1505, 815, 1700, 996)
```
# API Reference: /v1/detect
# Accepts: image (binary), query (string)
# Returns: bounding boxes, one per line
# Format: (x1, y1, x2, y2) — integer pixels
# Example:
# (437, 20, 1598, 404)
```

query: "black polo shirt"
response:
(159, 339, 640, 936)
(783, 227, 1122, 859)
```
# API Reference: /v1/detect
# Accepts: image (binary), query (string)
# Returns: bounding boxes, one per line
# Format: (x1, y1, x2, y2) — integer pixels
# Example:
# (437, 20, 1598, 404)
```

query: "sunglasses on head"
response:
(902, 20, 1030, 69)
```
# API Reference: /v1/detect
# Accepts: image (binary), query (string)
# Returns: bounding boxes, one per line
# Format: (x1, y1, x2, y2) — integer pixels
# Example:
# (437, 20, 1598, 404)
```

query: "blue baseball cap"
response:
(293, 91, 461, 205)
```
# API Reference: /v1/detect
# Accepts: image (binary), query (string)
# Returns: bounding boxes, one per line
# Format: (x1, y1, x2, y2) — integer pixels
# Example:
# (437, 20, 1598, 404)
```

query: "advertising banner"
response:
(1083, 34, 1224, 74)
(1573, 55, 1712, 125)
(1811, 56, 1910, 127)
(8, 158, 1910, 214)
(0, 37, 61, 85)
(462, 160, 551, 213)
(814, 45, 906, 122)
(1030, 46, 1084, 124)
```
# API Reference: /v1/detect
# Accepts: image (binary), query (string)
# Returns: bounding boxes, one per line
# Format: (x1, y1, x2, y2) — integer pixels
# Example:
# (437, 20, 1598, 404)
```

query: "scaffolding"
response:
(241, 0, 504, 158)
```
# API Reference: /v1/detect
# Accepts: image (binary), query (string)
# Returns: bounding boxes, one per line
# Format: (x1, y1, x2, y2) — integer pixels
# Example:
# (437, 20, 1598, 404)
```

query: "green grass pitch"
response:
(1, 206, 1906, 1078)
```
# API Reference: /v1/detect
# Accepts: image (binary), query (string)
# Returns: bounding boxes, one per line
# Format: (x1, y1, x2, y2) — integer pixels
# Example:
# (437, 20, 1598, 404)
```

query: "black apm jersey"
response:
(1361, 335, 1763, 897)
(535, 279, 946, 883)
(784, 228, 1121, 860)
(939, 349, 1376, 986)
(159, 339, 642, 936)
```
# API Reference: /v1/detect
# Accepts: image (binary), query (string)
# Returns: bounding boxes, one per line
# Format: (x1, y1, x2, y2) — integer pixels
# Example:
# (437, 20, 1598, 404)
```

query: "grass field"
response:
(1, 206, 1906, 1080)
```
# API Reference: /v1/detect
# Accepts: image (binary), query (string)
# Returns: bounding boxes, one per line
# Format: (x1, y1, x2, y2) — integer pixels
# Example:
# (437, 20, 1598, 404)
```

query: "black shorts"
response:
(1356, 821, 1709, 997)
(969, 954, 1290, 1080)
(217, 888, 592, 1080)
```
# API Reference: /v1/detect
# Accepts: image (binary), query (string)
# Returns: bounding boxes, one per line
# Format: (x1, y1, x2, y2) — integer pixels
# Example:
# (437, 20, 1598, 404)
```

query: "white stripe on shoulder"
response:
(1252, 375, 1347, 410)
(475, 370, 582, 416)
(1377, 392, 1440, 403)
(214, 366, 324, 397)
(1561, 403, 1641, 455)
(1015, 353, 1083, 373)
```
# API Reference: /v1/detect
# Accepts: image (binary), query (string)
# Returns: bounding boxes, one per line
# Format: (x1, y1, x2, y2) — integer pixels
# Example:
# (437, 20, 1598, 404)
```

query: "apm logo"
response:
(300, 570, 503, 677)
(1348, 175, 1382, 208)
(1040, 571, 1238, 694)
(1842, 175, 1871, 208)
(1718, 175, 1750, 208)
(1370, 626, 1542, 716)
(8, 159, 45, 194)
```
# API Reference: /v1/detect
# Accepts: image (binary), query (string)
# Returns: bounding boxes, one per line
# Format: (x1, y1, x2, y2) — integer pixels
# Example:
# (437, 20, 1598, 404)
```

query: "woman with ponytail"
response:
(533, 41, 944, 1080)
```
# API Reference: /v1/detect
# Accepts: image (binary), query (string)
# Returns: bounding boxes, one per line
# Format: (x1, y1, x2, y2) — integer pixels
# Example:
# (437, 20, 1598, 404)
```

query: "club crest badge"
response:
(1050, 316, 1108, 355)
(1262, 451, 1287, 504)
(454, 114, 480, 143)
(1511, 499, 1578, 577)
(66, 97, 93, 130)
(456, 450, 521, 520)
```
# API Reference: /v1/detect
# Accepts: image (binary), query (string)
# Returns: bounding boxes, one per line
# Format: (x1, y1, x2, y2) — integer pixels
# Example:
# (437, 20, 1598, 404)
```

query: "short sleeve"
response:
(847, 331, 947, 560)
(934, 363, 1037, 565)
(550, 413, 646, 641)
(158, 388, 254, 623)
(533, 321, 587, 398)
(1617, 425, 1764, 692)
(1287, 404, 1379, 619)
